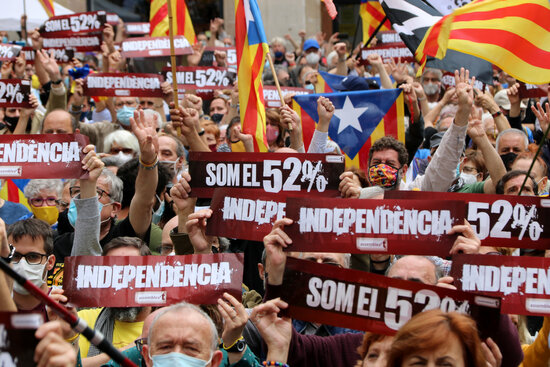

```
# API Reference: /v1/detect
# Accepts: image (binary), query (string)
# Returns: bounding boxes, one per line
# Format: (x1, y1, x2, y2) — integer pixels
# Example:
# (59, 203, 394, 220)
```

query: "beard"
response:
(111, 307, 143, 322)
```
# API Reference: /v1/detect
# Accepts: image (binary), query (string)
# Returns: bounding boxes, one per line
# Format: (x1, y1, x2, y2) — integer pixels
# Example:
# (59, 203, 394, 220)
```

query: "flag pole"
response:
(266, 53, 292, 131)
(166, 0, 181, 136)
(364, 15, 387, 48)
(518, 121, 550, 195)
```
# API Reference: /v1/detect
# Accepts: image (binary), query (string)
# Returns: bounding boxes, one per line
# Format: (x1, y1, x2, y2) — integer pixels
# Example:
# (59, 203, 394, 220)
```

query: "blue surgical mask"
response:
(152, 352, 211, 367)
(1, 37, 7, 43)
(116, 106, 136, 127)
(152, 195, 165, 225)
(67, 198, 104, 228)
(64, 77, 71, 89)
(305, 84, 315, 91)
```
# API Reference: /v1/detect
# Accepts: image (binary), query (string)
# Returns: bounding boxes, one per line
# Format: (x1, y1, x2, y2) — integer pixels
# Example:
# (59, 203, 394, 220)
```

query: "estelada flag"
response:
(416, 0, 550, 84)
(39, 0, 55, 18)
(293, 89, 404, 170)
(235, 0, 269, 152)
(317, 71, 387, 91)
(360, 0, 391, 45)
(149, 0, 196, 44)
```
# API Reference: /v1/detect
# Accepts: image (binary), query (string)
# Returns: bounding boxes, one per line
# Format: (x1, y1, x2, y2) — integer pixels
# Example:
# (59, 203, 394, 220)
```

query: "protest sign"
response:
(0, 312, 43, 367)
(125, 23, 151, 35)
(0, 80, 31, 108)
(284, 197, 464, 256)
(121, 36, 193, 58)
(202, 47, 238, 68)
(360, 31, 414, 64)
(188, 152, 345, 198)
(518, 82, 548, 99)
(451, 254, 550, 316)
(106, 13, 119, 25)
(263, 86, 312, 108)
(280, 258, 500, 335)
(162, 66, 236, 100)
(206, 188, 297, 242)
(41, 35, 102, 52)
(21, 48, 75, 65)
(0, 134, 88, 179)
(0, 44, 22, 61)
(40, 11, 107, 36)
(63, 254, 244, 307)
(385, 191, 550, 250)
(83, 73, 164, 97)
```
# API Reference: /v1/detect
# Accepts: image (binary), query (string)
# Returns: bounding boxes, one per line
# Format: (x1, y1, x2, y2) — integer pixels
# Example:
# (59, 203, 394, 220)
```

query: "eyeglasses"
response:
(115, 100, 138, 108)
(69, 186, 111, 200)
(140, 100, 156, 107)
(29, 197, 58, 207)
(12, 251, 48, 265)
(56, 199, 69, 210)
(135, 338, 147, 353)
(462, 166, 480, 175)
(110, 147, 135, 155)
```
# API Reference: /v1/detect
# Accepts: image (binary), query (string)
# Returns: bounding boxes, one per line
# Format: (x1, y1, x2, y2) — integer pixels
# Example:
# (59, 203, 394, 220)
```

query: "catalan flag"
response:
(150, 0, 196, 44)
(360, 0, 391, 45)
(235, 0, 269, 152)
(314, 72, 334, 94)
(416, 0, 550, 84)
(0, 179, 31, 211)
(39, 0, 55, 18)
(293, 89, 404, 170)
(317, 70, 387, 91)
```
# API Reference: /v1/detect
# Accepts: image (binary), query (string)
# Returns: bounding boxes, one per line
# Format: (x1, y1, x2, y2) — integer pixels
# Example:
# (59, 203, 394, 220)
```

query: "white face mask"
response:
(460, 172, 478, 185)
(11, 259, 48, 295)
(423, 83, 439, 96)
(151, 351, 211, 367)
(305, 52, 320, 66)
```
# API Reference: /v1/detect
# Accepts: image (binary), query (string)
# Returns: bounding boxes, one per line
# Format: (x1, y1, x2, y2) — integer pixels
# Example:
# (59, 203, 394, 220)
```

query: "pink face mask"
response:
(266, 124, 279, 144)
(368, 164, 400, 188)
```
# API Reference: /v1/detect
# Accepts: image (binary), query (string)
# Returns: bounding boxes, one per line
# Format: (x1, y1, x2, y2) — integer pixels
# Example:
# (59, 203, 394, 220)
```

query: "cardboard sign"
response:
(125, 22, 151, 35)
(360, 31, 414, 64)
(280, 257, 501, 335)
(121, 36, 192, 58)
(162, 66, 236, 100)
(188, 152, 345, 198)
(106, 13, 119, 25)
(263, 86, 312, 108)
(83, 73, 164, 97)
(385, 191, 550, 250)
(0, 80, 31, 108)
(0, 312, 43, 367)
(21, 48, 75, 65)
(518, 82, 548, 99)
(0, 44, 22, 61)
(0, 134, 88, 179)
(41, 11, 106, 37)
(452, 254, 550, 316)
(63, 254, 244, 307)
(206, 188, 298, 242)
(41, 35, 102, 52)
(203, 47, 237, 67)
(284, 198, 464, 256)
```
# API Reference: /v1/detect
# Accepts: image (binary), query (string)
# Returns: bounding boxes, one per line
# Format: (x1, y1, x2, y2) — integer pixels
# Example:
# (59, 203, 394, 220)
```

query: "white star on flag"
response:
(333, 96, 369, 134)
(244, 0, 254, 27)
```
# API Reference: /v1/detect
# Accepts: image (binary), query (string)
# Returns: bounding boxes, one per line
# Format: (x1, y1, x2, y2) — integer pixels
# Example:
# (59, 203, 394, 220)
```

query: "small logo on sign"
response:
(0, 166, 22, 177)
(474, 296, 500, 308)
(325, 155, 344, 163)
(526, 298, 550, 313)
(356, 238, 387, 251)
(115, 90, 130, 96)
(135, 291, 167, 304)
(11, 313, 44, 329)
(540, 199, 550, 208)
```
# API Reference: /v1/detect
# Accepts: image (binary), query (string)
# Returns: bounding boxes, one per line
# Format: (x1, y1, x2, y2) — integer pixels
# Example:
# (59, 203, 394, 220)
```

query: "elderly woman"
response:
(23, 179, 64, 226)
(103, 130, 140, 159)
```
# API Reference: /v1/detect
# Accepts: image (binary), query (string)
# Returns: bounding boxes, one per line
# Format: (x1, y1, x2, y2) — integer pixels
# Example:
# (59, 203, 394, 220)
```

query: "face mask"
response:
(274, 51, 284, 60)
(368, 164, 400, 189)
(64, 77, 71, 89)
(12, 259, 48, 295)
(152, 195, 165, 225)
(305, 52, 320, 66)
(116, 106, 136, 127)
(68, 199, 105, 228)
(266, 125, 279, 144)
(168, 251, 176, 256)
(160, 160, 178, 177)
(500, 152, 518, 171)
(3, 116, 19, 132)
(31, 206, 59, 225)
(304, 83, 315, 91)
(114, 150, 134, 163)
(211, 113, 224, 124)
(423, 83, 439, 96)
(2, 37, 7, 43)
(459, 172, 478, 185)
(152, 352, 211, 367)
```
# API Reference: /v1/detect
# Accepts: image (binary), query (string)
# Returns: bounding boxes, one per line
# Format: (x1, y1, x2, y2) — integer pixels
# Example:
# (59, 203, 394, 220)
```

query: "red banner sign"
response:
(263, 86, 312, 108)
(0, 80, 31, 108)
(360, 32, 414, 65)
(204, 47, 237, 67)
(63, 254, 243, 307)
(121, 36, 193, 58)
(83, 73, 164, 97)
(451, 254, 550, 316)
(0, 44, 22, 61)
(188, 152, 345, 198)
(518, 82, 548, 99)
(125, 22, 151, 35)
(41, 35, 102, 52)
(284, 198, 464, 256)
(0, 134, 88, 179)
(280, 257, 501, 335)
(41, 11, 106, 37)
(106, 13, 119, 25)
(385, 191, 550, 250)
(206, 188, 298, 242)
(21, 47, 74, 65)
(0, 312, 43, 367)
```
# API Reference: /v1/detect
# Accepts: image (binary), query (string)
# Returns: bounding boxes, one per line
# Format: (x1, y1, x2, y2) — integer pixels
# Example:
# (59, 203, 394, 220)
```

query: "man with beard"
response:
(76, 237, 152, 361)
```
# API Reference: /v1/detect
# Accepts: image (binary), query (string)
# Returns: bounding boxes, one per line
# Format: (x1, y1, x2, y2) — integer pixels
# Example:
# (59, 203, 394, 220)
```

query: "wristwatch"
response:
(1, 244, 15, 263)
(222, 336, 246, 353)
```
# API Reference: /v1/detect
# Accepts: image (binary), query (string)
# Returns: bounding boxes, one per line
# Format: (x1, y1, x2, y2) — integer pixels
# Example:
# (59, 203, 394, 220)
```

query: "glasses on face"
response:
(69, 186, 111, 200)
(30, 197, 58, 207)
(140, 100, 156, 108)
(135, 338, 147, 353)
(110, 147, 134, 155)
(12, 251, 48, 265)
(462, 166, 479, 175)
(115, 100, 138, 109)
(56, 199, 69, 211)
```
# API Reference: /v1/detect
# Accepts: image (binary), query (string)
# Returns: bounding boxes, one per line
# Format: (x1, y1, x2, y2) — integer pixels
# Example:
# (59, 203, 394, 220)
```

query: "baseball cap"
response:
(303, 39, 320, 52)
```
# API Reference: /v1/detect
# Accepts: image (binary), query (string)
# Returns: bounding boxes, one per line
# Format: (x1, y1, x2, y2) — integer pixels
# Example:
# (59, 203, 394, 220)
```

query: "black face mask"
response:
(3, 116, 19, 132)
(211, 113, 224, 124)
(500, 152, 518, 171)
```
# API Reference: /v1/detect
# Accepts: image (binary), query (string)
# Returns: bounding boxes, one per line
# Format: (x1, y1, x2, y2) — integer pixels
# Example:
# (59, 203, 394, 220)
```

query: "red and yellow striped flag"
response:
(416, 0, 550, 84)
(0, 180, 30, 211)
(235, 0, 269, 152)
(39, 0, 55, 18)
(360, 0, 391, 45)
(150, 0, 196, 44)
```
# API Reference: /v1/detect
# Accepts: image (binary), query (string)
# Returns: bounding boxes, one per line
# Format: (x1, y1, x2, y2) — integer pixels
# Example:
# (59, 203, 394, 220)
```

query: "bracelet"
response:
(51, 79, 63, 85)
(139, 155, 159, 170)
(262, 362, 289, 367)
(198, 129, 206, 136)
(491, 110, 502, 118)
(65, 333, 80, 343)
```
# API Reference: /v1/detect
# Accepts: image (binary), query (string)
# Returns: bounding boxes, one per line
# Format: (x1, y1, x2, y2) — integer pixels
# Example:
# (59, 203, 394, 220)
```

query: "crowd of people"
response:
(0, 7, 549, 367)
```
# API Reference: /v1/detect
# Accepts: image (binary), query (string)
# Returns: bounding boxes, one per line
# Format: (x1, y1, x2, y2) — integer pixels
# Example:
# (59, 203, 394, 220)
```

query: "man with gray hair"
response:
(143, 302, 223, 367)
(421, 68, 443, 108)
(495, 128, 529, 170)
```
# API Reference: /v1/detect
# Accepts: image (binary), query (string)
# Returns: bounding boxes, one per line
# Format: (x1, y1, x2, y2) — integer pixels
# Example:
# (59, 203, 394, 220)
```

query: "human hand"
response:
(187, 42, 205, 67)
(285, 52, 295, 64)
(30, 28, 43, 51)
(108, 51, 122, 72)
(339, 171, 361, 198)
(251, 298, 291, 363)
(34, 321, 77, 367)
(20, 94, 39, 119)
(482, 337, 502, 367)
(0, 61, 13, 79)
(183, 93, 203, 113)
(532, 101, 550, 133)
(334, 42, 347, 60)
(436, 276, 457, 290)
(441, 87, 457, 104)
(263, 218, 293, 285)
(72, 79, 85, 106)
(103, 24, 115, 45)
(170, 171, 195, 213)
(130, 109, 159, 164)
(36, 49, 61, 81)
(367, 52, 383, 67)
(185, 209, 213, 254)
(160, 81, 174, 104)
(454, 68, 474, 108)
(449, 220, 481, 255)
(466, 119, 486, 143)
(474, 88, 499, 112)
(506, 83, 521, 105)
(388, 57, 409, 84)
(298, 30, 306, 39)
(317, 96, 335, 125)
(45, 289, 78, 340)
(214, 50, 227, 67)
(14, 53, 26, 78)
(280, 104, 301, 132)
(328, 32, 340, 45)
(412, 82, 426, 101)
(218, 292, 248, 348)
(81, 145, 104, 183)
